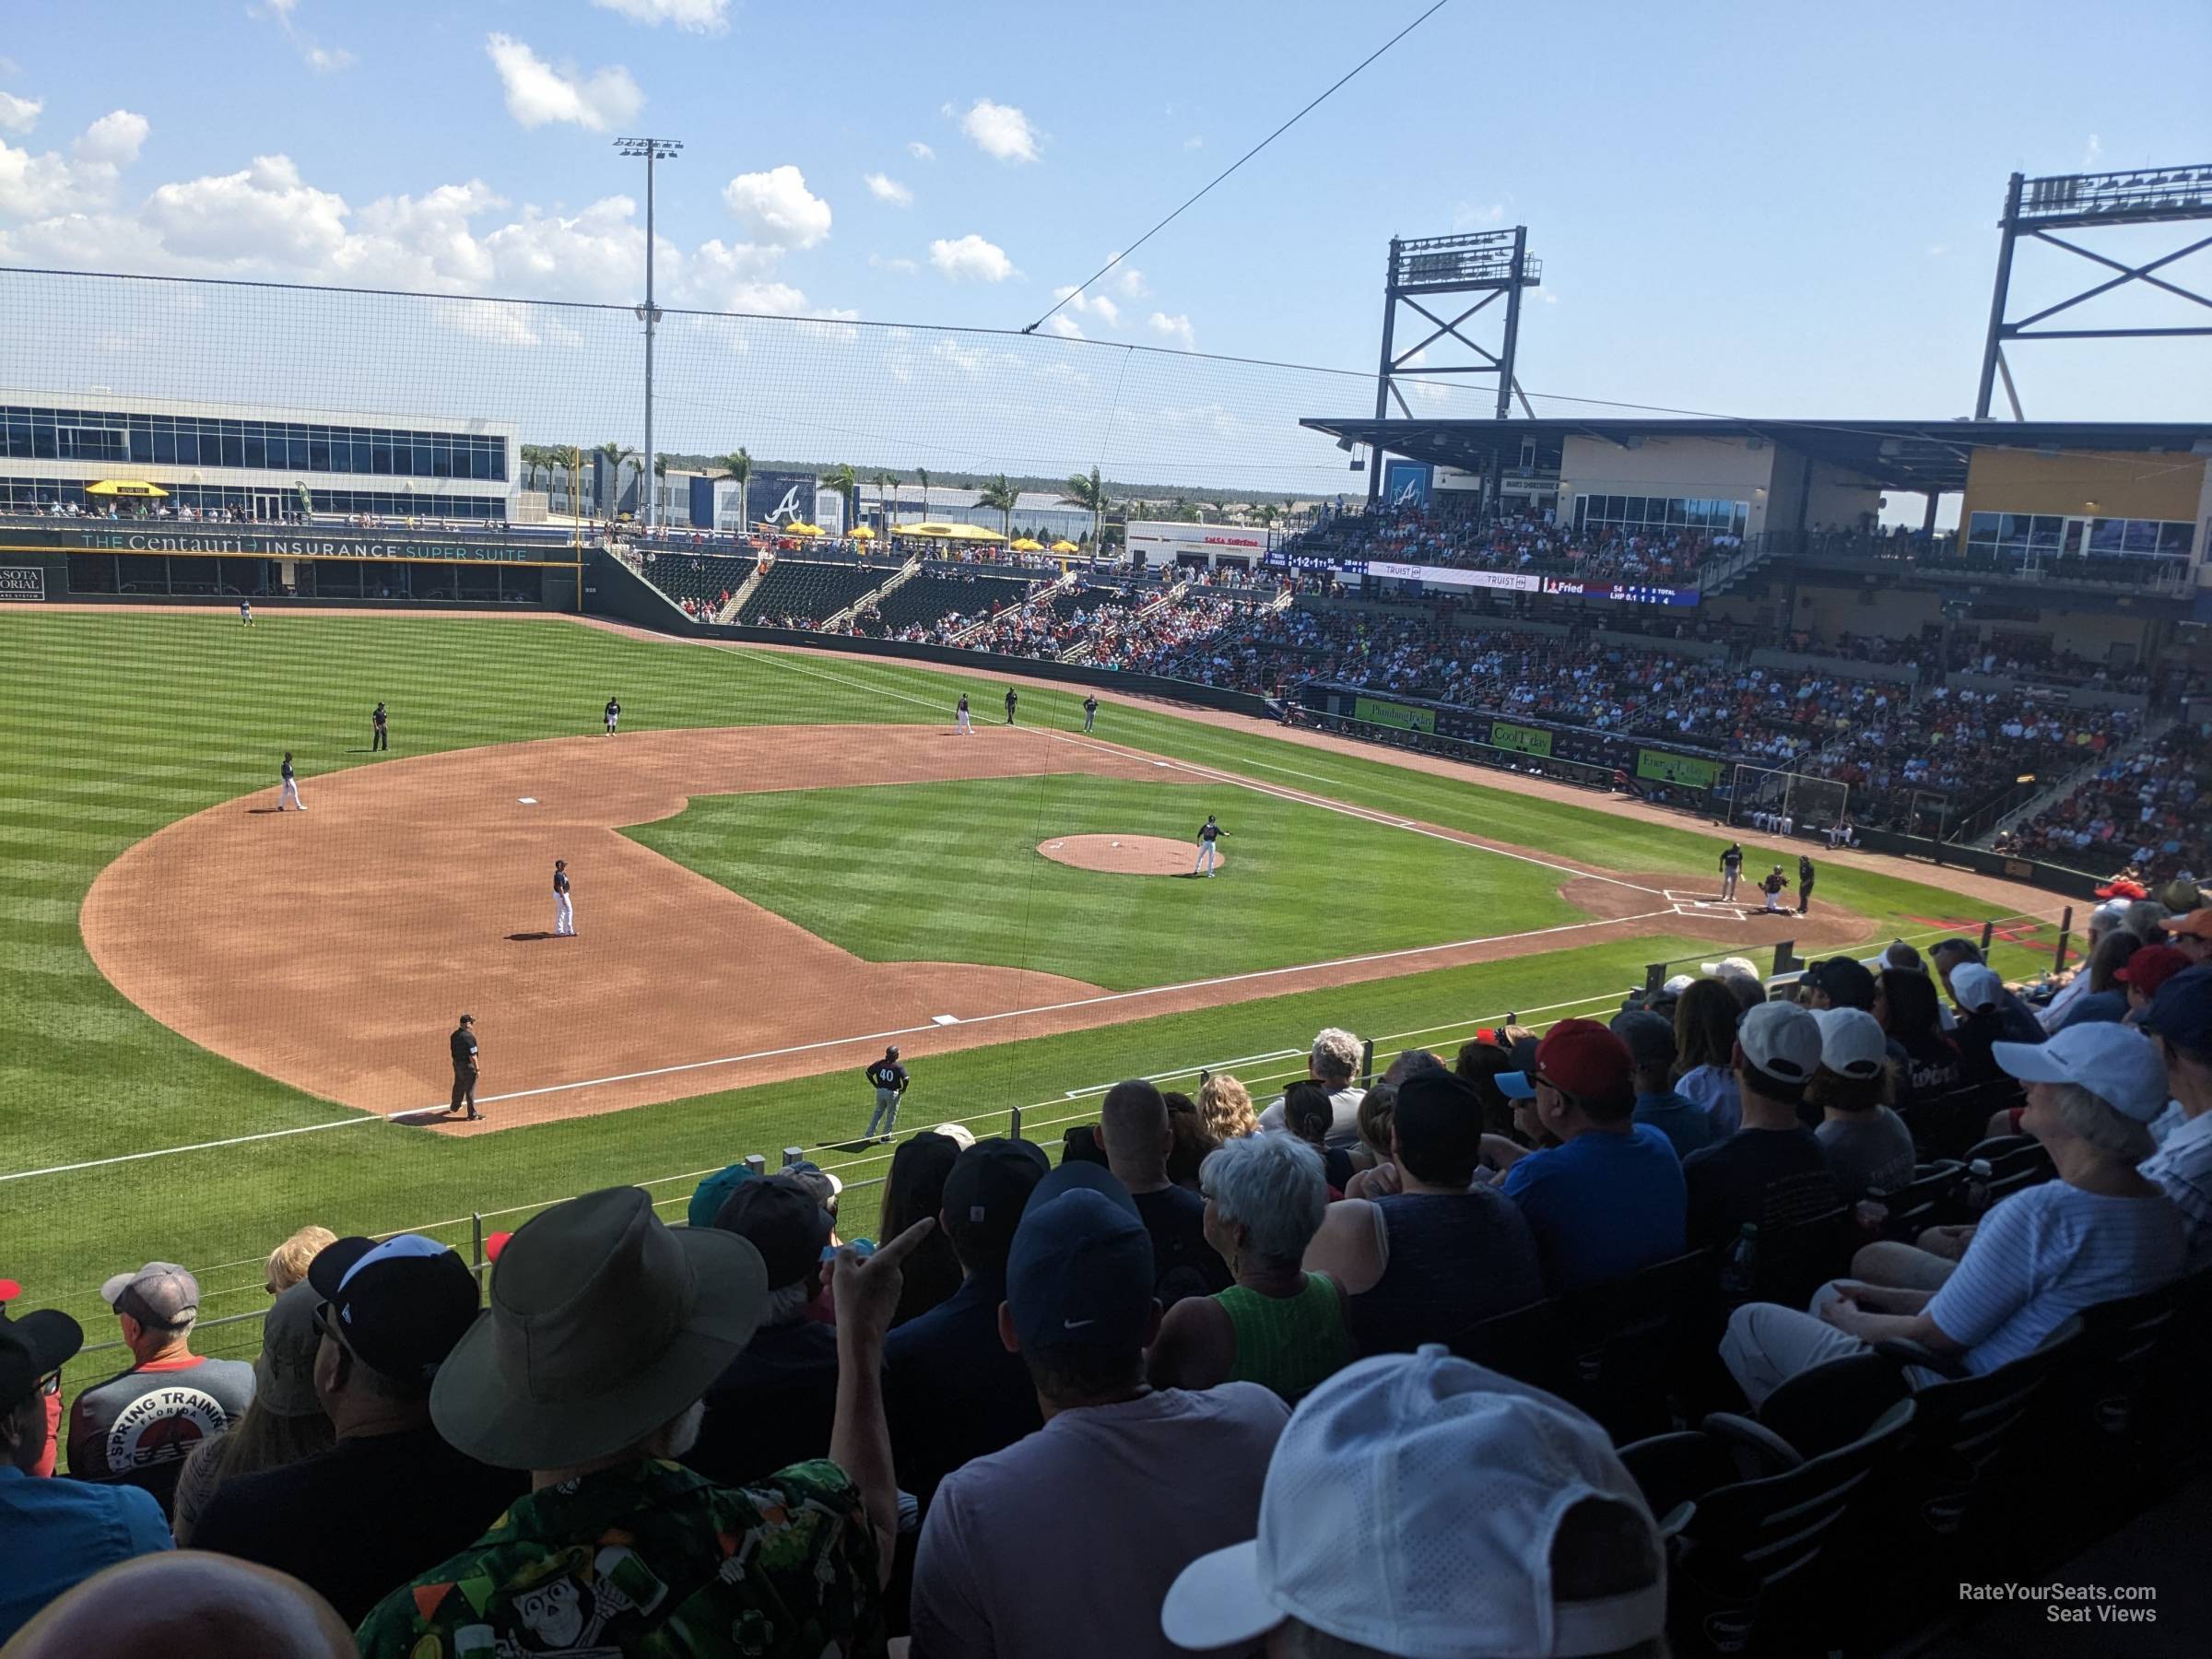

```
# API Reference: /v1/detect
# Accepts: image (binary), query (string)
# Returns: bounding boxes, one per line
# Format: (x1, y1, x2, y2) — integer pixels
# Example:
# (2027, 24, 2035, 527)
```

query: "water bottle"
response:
(1720, 1222, 1760, 1301)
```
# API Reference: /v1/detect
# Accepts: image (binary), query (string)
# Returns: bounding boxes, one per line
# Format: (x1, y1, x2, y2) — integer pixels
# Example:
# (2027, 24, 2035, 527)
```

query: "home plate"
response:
(518, 797, 537, 805)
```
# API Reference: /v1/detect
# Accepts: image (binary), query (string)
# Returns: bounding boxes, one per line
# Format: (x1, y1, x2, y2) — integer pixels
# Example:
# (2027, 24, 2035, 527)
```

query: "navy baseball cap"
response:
(2138, 963, 2212, 1056)
(712, 1176, 832, 1289)
(942, 1137, 1050, 1257)
(308, 1234, 482, 1387)
(1006, 1161, 1154, 1357)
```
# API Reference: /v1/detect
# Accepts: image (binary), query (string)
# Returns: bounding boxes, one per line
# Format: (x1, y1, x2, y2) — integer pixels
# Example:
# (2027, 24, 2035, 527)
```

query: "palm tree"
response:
(871, 470, 900, 535)
(1061, 465, 1109, 548)
(1203, 500, 1230, 524)
(547, 445, 581, 510)
(715, 448, 752, 532)
(915, 465, 932, 521)
(518, 443, 543, 491)
(821, 463, 858, 536)
(593, 441, 635, 517)
(973, 473, 1018, 541)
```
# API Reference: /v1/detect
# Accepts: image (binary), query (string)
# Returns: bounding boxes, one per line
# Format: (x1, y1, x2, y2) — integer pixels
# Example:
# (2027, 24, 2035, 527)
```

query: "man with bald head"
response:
(5, 1553, 357, 1659)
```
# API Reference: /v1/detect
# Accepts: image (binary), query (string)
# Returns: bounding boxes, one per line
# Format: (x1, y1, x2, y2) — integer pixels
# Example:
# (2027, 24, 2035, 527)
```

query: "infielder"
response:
(956, 692, 971, 735)
(448, 1013, 481, 1121)
(1082, 694, 1099, 734)
(604, 696, 621, 736)
(553, 858, 575, 936)
(1004, 688, 1018, 725)
(277, 751, 304, 812)
(864, 1045, 909, 1140)
(1194, 813, 1228, 877)
(1718, 841, 1743, 900)
(371, 701, 389, 752)
(1759, 865, 1788, 913)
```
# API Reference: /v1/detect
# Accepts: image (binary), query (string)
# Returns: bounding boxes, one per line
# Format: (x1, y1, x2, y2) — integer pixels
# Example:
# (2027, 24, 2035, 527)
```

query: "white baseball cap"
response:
(1813, 1008, 1888, 1081)
(1660, 973, 1697, 997)
(1993, 1024, 2171, 1124)
(1700, 955, 1761, 983)
(1160, 1347, 1665, 1658)
(1738, 1000, 1823, 1085)
(1950, 962, 2004, 1012)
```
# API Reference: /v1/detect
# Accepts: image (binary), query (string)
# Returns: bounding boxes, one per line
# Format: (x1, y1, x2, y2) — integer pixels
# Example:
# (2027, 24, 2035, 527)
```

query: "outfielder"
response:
(1083, 694, 1099, 734)
(956, 692, 971, 735)
(553, 858, 575, 936)
(864, 1045, 909, 1140)
(277, 751, 304, 812)
(1194, 814, 1228, 877)
(449, 1013, 481, 1121)
(239, 599, 253, 627)
(1718, 841, 1743, 900)
(371, 700, 388, 752)
(604, 696, 621, 736)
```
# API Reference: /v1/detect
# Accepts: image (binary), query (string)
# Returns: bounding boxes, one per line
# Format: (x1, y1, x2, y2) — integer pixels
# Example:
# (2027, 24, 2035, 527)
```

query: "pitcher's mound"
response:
(1038, 834, 1220, 877)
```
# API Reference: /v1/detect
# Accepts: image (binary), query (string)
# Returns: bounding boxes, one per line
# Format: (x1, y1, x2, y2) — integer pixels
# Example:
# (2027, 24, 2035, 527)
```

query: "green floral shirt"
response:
(354, 1456, 884, 1658)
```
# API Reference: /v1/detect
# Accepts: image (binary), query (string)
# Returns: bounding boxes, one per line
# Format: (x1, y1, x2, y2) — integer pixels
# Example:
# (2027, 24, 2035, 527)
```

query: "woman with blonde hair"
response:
(1197, 1072, 1257, 1143)
(264, 1225, 335, 1295)
(171, 1281, 335, 1543)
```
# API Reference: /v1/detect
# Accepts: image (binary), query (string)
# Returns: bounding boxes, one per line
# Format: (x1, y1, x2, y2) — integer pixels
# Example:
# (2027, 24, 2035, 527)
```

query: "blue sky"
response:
(0, 0, 2206, 485)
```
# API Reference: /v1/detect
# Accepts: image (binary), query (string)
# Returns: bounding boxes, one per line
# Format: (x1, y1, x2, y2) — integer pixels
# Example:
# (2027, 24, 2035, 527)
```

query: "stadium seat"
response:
(1899, 1079, 2022, 1162)
(1869, 1159, 1969, 1241)
(1960, 1135, 2056, 1208)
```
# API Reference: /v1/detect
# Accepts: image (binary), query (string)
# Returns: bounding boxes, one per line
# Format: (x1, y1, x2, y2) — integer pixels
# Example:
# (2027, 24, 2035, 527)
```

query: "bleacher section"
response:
(737, 559, 888, 628)
(863, 569, 1033, 637)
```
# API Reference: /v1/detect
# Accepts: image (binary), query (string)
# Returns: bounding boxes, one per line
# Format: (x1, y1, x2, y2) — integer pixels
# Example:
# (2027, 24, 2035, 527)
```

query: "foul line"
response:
(0, 1113, 375, 1183)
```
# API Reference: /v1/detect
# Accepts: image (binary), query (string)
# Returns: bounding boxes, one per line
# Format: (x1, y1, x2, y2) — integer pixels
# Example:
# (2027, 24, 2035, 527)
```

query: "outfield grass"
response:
(629, 773, 1582, 989)
(0, 610, 2065, 1335)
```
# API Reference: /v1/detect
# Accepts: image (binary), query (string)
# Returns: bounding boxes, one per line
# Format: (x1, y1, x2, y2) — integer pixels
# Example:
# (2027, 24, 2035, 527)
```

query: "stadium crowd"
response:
(1998, 723, 2212, 882)
(6, 886, 2211, 1655)
(1275, 500, 1736, 583)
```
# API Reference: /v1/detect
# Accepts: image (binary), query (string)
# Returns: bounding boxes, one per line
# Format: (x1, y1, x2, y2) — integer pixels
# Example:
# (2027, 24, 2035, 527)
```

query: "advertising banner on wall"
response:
(1489, 722, 1554, 757)
(1351, 696, 1431, 732)
(746, 471, 819, 533)
(1125, 521, 1272, 564)
(0, 565, 45, 600)
(1381, 460, 1433, 510)
(1637, 750, 1722, 787)
(1541, 577, 1700, 606)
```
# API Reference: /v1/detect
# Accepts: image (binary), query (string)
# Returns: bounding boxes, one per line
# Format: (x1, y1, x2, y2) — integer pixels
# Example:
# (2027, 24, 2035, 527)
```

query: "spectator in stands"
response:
(190, 1236, 514, 1624)
(1197, 1072, 1258, 1143)
(1683, 1002, 1839, 1250)
(1283, 1080, 1356, 1194)
(2040, 903, 2133, 1031)
(1484, 1020, 1688, 1290)
(1949, 962, 2045, 1084)
(1675, 976, 1747, 1135)
(1935, 939, 2043, 1038)
(1613, 1007, 1720, 1157)
(886, 1138, 1050, 1511)
(1148, 1134, 1352, 1403)
(1804, 956, 1878, 1014)
(1303, 1073, 1543, 1354)
(2052, 931, 2143, 1031)
(1, 1307, 172, 1645)
(1163, 1089, 1215, 1190)
(1809, 1009, 1917, 1202)
(170, 1282, 334, 1544)
(0, 1278, 60, 1478)
(2138, 966, 2212, 1269)
(2168, 906, 2212, 968)
(908, 1161, 1289, 1659)
(1098, 1079, 1233, 1304)
(264, 1225, 335, 1295)
(68, 1263, 254, 1515)
(1257, 1026, 1367, 1147)
(1454, 1034, 1525, 1139)
(2119, 945, 2192, 1025)
(687, 1175, 840, 1488)
(6, 1554, 358, 1659)
(1875, 965, 1964, 1109)
(1721, 1021, 2184, 1402)
(1160, 1347, 1668, 1659)
(880, 1132, 966, 1327)
(357, 1187, 914, 1657)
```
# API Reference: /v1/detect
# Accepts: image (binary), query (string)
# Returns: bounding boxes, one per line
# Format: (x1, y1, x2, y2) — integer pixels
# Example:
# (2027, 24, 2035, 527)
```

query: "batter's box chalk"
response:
(517, 797, 538, 805)
(931, 1014, 960, 1026)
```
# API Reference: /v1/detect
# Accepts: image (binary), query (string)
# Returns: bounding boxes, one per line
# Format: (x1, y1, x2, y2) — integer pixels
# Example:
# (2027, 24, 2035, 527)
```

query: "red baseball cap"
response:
(0, 1278, 20, 1304)
(1497, 1018, 1635, 1109)
(2116, 945, 2192, 995)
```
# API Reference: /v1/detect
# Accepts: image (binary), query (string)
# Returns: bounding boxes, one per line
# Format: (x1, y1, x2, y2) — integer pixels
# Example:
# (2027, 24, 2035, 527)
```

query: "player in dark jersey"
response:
(1082, 693, 1099, 733)
(449, 1014, 480, 1120)
(1719, 841, 1744, 900)
(553, 858, 574, 936)
(956, 692, 971, 736)
(1194, 814, 1228, 877)
(371, 701, 388, 752)
(277, 751, 304, 812)
(604, 696, 621, 736)
(1004, 688, 1018, 725)
(1796, 853, 1816, 915)
(864, 1046, 909, 1141)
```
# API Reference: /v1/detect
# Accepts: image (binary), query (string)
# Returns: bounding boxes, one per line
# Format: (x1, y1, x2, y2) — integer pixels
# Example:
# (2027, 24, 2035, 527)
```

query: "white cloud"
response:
(305, 45, 356, 72)
(255, 0, 356, 75)
(1182, 135, 1204, 150)
(957, 99, 1040, 163)
(75, 111, 148, 167)
(2084, 134, 2102, 167)
(1451, 200, 1505, 229)
(1147, 311, 1195, 347)
(0, 92, 41, 135)
(1044, 314, 1083, 338)
(139, 154, 349, 265)
(721, 164, 830, 249)
(485, 32, 643, 132)
(592, 0, 732, 31)
(864, 171, 912, 207)
(929, 232, 1016, 281)
(868, 252, 919, 274)
(907, 141, 935, 162)
(1052, 284, 1119, 327)
(1113, 265, 1148, 300)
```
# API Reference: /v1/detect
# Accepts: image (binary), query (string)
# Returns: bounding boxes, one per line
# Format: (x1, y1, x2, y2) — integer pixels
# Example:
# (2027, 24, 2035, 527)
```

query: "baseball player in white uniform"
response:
(956, 692, 971, 735)
(553, 858, 575, 936)
(277, 751, 304, 811)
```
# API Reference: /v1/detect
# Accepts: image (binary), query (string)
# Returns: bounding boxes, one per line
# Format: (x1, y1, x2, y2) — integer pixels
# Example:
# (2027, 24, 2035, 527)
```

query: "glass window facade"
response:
(1966, 511, 2196, 561)
(1, 479, 505, 520)
(1572, 493, 1748, 536)
(0, 406, 507, 481)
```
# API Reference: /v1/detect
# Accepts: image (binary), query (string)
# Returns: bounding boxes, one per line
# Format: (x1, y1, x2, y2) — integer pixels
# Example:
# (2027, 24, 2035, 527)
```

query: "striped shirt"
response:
(1925, 1181, 2185, 1375)
(2139, 1110, 2212, 1272)
(1215, 1275, 1351, 1405)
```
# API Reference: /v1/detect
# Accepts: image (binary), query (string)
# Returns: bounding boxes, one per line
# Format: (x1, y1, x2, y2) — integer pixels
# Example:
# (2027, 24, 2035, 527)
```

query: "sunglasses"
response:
(37, 1371, 60, 1397)
(311, 1302, 354, 1356)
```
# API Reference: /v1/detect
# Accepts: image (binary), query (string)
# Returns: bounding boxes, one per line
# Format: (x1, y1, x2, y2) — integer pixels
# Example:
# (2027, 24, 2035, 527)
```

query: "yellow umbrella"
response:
(849, 525, 876, 540)
(1010, 537, 1045, 551)
(786, 522, 823, 535)
(1050, 539, 1081, 553)
(86, 479, 170, 498)
(893, 521, 1006, 542)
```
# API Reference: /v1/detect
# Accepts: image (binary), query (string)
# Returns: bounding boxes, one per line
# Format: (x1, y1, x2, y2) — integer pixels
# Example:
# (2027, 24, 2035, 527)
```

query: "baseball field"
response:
(0, 607, 2071, 1355)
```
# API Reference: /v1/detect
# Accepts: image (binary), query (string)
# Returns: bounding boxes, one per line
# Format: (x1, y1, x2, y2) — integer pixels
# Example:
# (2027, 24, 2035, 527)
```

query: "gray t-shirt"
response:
(67, 1355, 256, 1507)
(1816, 1109, 1918, 1202)
(910, 1382, 1288, 1659)
(1256, 1083, 1367, 1150)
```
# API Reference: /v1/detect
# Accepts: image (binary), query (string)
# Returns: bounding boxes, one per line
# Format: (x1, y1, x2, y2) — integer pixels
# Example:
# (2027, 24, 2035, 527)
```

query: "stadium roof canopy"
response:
(1296, 416, 2212, 494)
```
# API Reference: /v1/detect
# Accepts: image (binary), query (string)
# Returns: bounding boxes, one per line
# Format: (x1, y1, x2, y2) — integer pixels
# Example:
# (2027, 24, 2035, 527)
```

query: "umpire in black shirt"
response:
(448, 1015, 480, 1121)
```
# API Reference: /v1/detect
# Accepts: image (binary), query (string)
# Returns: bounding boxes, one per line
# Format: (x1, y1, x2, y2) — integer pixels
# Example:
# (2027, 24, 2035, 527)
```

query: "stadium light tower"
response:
(1974, 162, 2212, 418)
(615, 136, 682, 528)
(1368, 230, 1540, 503)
